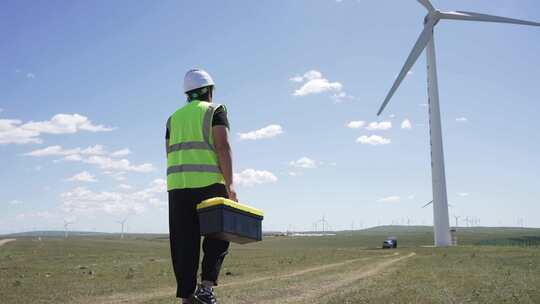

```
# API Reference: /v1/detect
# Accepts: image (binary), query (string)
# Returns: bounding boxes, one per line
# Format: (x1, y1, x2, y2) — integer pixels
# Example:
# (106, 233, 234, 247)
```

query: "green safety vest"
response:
(166, 100, 225, 190)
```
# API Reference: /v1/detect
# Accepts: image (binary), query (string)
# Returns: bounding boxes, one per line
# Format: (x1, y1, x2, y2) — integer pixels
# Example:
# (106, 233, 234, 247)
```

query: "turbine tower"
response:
(453, 215, 460, 228)
(117, 218, 128, 239)
(377, 0, 540, 246)
(314, 215, 330, 233)
(63, 219, 73, 239)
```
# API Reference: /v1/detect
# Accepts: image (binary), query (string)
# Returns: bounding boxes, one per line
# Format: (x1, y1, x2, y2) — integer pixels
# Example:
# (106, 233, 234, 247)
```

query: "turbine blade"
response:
(417, 0, 435, 12)
(422, 201, 433, 208)
(377, 25, 433, 115)
(440, 11, 540, 27)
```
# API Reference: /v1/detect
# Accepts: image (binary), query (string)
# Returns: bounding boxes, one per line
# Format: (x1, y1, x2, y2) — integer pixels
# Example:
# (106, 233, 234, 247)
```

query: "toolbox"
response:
(197, 197, 264, 244)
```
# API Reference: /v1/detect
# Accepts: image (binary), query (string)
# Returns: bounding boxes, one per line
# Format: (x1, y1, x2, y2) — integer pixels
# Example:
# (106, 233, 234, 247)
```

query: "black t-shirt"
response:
(165, 105, 229, 140)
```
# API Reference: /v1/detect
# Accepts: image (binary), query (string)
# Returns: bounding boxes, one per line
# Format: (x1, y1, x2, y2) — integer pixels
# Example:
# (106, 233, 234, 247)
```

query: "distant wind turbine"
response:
(116, 218, 128, 239)
(63, 219, 74, 239)
(314, 215, 330, 233)
(453, 215, 460, 228)
(377, 0, 540, 246)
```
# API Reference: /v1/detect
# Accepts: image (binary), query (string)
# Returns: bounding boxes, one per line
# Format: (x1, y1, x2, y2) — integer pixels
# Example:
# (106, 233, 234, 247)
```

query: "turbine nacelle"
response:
(424, 10, 441, 26)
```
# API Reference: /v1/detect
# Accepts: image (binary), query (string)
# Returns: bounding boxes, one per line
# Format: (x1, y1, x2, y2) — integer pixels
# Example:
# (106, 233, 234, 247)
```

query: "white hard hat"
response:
(183, 69, 215, 93)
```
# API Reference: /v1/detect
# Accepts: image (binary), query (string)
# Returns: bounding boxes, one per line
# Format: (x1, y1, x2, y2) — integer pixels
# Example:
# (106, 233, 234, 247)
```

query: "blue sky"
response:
(1, 0, 540, 234)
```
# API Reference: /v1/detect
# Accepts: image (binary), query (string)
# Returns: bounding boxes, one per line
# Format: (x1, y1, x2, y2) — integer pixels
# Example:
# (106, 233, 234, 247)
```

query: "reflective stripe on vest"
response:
(166, 101, 225, 190)
(167, 164, 222, 175)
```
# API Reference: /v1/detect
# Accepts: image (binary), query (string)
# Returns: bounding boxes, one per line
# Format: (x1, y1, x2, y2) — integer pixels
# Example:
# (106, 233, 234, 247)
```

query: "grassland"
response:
(0, 226, 539, 303)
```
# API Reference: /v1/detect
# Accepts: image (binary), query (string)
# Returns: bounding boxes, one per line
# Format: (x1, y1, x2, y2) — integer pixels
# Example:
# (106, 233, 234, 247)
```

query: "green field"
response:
(1, 226, 539, 303)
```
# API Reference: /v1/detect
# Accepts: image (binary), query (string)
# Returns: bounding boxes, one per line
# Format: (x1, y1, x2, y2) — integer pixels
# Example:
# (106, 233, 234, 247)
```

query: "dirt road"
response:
(83, 251, 414, 304)
(0, 239, 16, 247)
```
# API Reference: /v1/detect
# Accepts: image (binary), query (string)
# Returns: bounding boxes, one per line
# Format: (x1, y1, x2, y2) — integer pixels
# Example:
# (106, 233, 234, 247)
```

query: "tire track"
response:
(0, 239, 16, 248)
(83, 253, 398, 304)
(255, 252, 416, 304)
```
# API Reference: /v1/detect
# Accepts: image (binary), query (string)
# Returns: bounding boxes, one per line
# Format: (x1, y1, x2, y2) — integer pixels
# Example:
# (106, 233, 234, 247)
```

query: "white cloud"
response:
(289, 157, 317, 169)
(407, 195, 415, 200)
(378, 196, 401, 203)
(238, 124, 283, 140)
(9, 200, 22, 205)
(81, 145, 107, 155)
(419, 103, 429, 107)
(60, 179, 167, 216)
(346, 121, 365, 129)
(149, 198, 167, 207)
(456, 117, 468, 122)
(61, 187, 145, 216)
(84, 156, 154, 172)
(110, 148, 131, 157)
(291, 70, 345, 97)
(65, 154, 83, 161)
(26, 73, 36, 79)
(25, 145, 75, 157)
(356, 135, 391, 145)
(132, 179, 167, 200)
(289, 75, 304, 82)
(0, 119, 41, 144)
(118, 184, 133, 190)
(35, 211, 55, 219)
(0, 114, 112, 145)
(25, 145, 154, 173)
(104, 171, 127, 181)
(331, 92, 354, 103)
(289, 70, 323, 84)
(304, 70, 323, 80)
(389, 114, 396, 118)
(234, 169, 278, 187)
(25, 144, 106, 157)
(15, 211, 57, 221)
(458, 192, 469, 197)
(67, 171, 97, 182)
(401, 119, 412, 129)
(366, 121, 392, 131)
(294, 78, 343, 97)
(20, 114, 112, 133)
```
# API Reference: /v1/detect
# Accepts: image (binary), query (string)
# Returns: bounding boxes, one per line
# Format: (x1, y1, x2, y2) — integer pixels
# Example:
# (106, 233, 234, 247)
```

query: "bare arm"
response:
(212, 125, 237, 201)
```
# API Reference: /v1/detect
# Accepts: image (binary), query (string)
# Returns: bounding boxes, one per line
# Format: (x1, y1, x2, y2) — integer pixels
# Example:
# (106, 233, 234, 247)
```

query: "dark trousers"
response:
(169, 183, 230, 298)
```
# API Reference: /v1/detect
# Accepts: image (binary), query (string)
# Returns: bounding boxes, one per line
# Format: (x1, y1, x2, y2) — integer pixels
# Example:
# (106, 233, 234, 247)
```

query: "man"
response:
(166, 69, 237, 304)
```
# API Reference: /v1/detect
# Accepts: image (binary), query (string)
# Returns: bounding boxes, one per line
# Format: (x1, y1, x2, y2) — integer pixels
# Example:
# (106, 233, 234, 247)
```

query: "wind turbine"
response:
(377, 0, 540, 246)
(63, 219, 74, 239)
(453, 215, 460, 228)
(116, 218, 128, 239)
(314, 215, 330, 233)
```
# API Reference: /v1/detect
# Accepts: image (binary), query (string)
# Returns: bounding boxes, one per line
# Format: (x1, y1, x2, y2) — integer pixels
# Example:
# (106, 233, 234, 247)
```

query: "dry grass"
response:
(1, 227, 539, 303)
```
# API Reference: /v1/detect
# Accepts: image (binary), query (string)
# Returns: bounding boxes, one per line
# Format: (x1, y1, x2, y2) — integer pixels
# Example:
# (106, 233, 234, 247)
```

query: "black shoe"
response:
(181, 295, 195, 304)
(193, 284, 218, 304)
